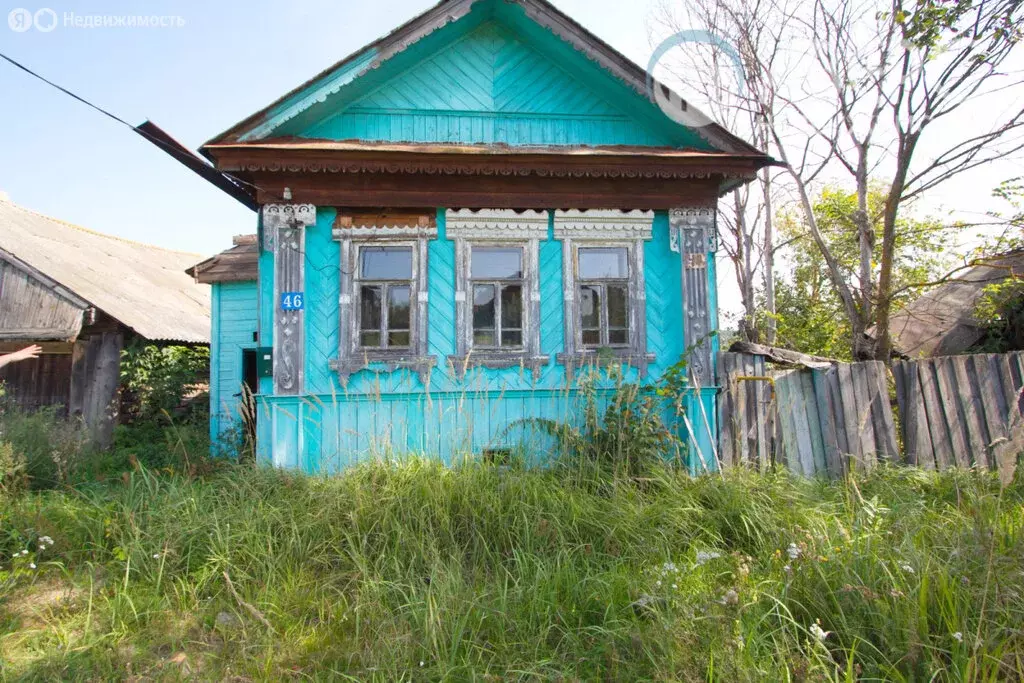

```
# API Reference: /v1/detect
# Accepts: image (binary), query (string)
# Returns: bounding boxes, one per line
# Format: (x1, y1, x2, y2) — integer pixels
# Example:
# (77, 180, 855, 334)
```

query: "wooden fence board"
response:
(814, 368, 843, 477)
(801, 371, 828, 475)
(871, 362, 899, 459)
(919, 360, 953, 469)
(717, 353, 736, 467)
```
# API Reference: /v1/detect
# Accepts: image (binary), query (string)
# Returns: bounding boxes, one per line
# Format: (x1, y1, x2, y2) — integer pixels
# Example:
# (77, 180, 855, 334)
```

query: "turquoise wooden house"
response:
(192, 0, 770, 472)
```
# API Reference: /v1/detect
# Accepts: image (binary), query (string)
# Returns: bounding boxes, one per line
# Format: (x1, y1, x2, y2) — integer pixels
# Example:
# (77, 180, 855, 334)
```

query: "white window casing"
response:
(554, 210, 656, 378)
(446, 209, 549, 378)
(330, 220, 436, 384)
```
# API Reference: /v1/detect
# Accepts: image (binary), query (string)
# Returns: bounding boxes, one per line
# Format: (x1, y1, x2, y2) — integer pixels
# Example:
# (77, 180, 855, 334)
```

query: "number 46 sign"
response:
(281, 292, 305, 311)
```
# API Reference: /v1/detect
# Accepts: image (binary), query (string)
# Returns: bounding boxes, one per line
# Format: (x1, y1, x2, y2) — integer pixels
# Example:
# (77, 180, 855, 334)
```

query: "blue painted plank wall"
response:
(210, 281, 258, 444)
(243, 207, 693, 472)
(304, 21, 678, 148)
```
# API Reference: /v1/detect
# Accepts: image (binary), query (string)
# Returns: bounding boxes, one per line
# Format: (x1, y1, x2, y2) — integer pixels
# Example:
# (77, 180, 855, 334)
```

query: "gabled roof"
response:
(187, 235, 258, 284)
(0, 196, 210, 343)
(202, 0, 765, 159)
(889, 251, 1024, 357)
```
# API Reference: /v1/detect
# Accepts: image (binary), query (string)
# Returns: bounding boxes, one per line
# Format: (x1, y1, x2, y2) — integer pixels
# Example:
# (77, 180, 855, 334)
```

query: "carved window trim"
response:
(330, 223, 436, 383)
(554, 210, 655, 378)
(446, 209, 548, 377)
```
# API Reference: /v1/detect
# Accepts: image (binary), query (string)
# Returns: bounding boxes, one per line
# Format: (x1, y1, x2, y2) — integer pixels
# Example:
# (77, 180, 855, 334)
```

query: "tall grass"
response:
(1, 459, 1021, 680)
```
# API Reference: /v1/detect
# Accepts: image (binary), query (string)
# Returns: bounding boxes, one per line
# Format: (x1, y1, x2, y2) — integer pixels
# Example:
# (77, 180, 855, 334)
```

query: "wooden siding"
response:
(210, 281, 258, 440)
(301, 19, 688, 148)
(0, 350, 73, 413)
(248, 207, 692, 470)
(0, 258, 84, 340)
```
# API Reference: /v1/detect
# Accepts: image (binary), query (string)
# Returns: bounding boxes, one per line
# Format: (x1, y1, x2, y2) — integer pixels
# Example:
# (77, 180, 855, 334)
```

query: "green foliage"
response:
(0, 463, 1021, 679)
(972, 276, 1024, 352)
(0, 405, 89, 489)
(0, 398, 213, 488)
(511, 363, 683, 480)
(772, 185, 955, 358)
(120, 343, 209, 423)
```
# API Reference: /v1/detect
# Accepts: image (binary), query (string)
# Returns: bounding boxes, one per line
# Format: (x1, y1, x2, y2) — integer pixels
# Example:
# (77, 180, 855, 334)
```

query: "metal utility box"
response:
(255, 347, 274, 378)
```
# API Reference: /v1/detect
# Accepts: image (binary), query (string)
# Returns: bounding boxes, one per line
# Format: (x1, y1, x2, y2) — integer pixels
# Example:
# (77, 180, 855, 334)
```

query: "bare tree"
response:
(655, 0, 1024, 360)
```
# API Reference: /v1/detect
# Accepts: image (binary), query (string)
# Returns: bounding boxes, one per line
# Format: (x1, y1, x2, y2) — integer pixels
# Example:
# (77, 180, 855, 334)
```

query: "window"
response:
(357, 246, 413, 350)
(471, 247, 524, 349)
(578, 247, 630, 348)
(331, 216, 436, 383)
(554, 210, 655, 377)
(446, 209, 548, 376)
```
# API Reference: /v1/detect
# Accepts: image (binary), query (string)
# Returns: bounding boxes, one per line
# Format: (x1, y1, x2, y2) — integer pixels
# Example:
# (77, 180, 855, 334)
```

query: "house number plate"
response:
(280, 292, 305, 310)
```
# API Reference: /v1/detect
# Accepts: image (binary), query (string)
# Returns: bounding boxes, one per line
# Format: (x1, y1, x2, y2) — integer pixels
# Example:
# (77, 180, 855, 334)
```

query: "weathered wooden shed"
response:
(194, 0, 771, 471)
(0, 195, 210, 446)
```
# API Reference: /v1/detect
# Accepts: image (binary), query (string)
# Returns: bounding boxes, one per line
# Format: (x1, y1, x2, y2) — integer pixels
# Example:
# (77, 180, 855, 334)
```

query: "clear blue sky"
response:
(0, 0, 660, 257)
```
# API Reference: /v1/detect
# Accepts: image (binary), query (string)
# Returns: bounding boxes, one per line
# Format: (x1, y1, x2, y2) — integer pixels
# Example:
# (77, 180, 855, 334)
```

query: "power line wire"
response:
(0, 50, 263, 195)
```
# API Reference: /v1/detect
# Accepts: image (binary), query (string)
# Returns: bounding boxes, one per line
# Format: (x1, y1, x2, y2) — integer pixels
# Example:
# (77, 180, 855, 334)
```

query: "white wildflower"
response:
(419, 661, 425, 667)
(787, 543, 801, 560)
(809, 621, 830, 642)
(695, 550, 722, 566)
(38, 545, 45, 551)
(671, 583, 678, 590)
(783, 564, 792, 574)
(718, 589, 739, 606)
(656, 580, 662, 587)
(153, 553, 160, 559)
(900, 563, 915, 574)
(29, 562, 36, 569)
(953, 632, 963, 643)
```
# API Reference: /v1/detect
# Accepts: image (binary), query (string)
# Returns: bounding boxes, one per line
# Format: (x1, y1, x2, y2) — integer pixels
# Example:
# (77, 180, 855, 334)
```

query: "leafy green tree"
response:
(771, 186, 954, 359)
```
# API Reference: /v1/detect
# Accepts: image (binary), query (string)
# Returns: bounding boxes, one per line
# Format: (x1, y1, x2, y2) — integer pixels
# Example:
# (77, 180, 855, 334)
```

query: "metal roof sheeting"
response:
(889, 251, 1024, 357)
(0, 197, 210, 343)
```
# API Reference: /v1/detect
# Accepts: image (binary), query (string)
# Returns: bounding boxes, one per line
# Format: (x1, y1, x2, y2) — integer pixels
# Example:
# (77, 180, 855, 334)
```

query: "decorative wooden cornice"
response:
(446, 209, 549, 239)
(553, 210, 654, 240)
(206, 146, 764, 181)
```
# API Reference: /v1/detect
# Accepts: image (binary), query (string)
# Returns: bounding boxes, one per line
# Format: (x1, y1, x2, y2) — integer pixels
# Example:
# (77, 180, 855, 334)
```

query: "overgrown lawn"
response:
(1, 461, 1022, 680)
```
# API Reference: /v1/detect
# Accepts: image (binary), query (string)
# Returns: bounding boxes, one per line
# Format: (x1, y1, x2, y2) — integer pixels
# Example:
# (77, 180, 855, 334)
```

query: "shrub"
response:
(120, 343, 210, 423)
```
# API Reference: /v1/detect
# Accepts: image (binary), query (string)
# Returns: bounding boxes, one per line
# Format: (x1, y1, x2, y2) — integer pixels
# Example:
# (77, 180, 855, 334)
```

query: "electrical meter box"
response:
(255, 347, 274, 378)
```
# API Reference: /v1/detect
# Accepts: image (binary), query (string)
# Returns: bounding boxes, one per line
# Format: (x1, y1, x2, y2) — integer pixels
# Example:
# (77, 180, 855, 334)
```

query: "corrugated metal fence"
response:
(717, 351, 1023, 479)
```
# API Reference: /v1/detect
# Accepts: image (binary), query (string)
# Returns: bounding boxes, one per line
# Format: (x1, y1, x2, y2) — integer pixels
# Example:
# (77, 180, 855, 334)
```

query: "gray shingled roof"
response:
(889, 251, 1024, 357)
(0, 196, 210, 343)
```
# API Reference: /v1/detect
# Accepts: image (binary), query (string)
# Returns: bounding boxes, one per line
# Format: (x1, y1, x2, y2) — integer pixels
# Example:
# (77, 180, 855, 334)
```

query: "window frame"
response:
(354, 243, 415, 352)
(446, 209, 548, 377)
(576, 245, 632, 350)
(468, 245, 526, 351)
(331, 221, 436, 383)
(554, 210, 655, 378)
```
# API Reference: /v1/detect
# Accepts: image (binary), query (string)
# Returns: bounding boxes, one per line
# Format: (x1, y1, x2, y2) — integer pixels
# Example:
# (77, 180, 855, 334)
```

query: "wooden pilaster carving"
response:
(263, 203, 316, 395)
(671, 207, 717, 387)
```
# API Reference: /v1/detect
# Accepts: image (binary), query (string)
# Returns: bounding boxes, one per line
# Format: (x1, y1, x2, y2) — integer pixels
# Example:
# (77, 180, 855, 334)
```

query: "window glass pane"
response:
(471, 247, 522, 279)
(579, 285, 601, 329)
(389, 331, 411, 347)
(360, 285, 382, 332)
(474, 330, 496, 346)
(582, 330, 600, 346)
(502, 330, 523, 348)
(360, 246, 412, 280)
(607, 285, 628, 328)
(579, 247, 628, 279)
(388, 286, 411, 330)
(500, 284, 523, 330)
(473, 284, 496, 337)
(360, 331, 381, 347)
(608, 329, 628, 346)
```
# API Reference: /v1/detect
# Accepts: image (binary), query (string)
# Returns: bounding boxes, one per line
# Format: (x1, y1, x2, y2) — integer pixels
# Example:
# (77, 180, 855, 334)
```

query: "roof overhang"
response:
(205, 140, 771, 208)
